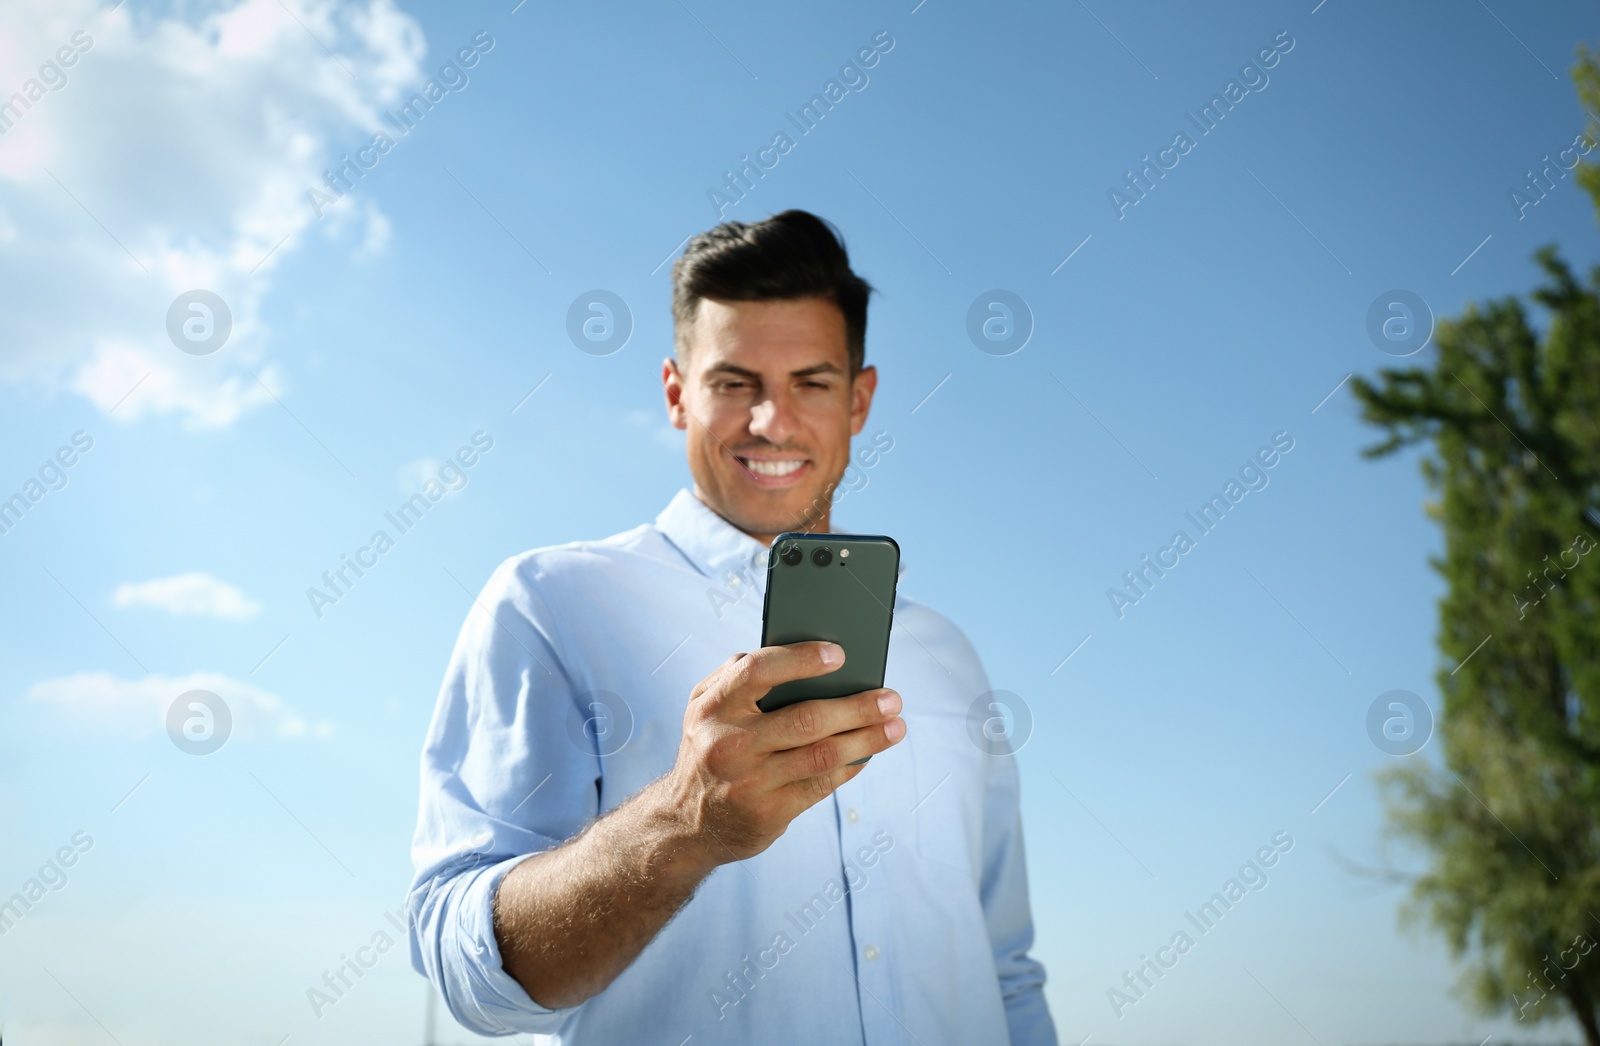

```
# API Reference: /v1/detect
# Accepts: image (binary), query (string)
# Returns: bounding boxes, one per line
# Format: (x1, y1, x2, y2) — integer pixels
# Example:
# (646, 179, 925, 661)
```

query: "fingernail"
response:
(884, 716, 906, 741)
(877, 691, 901, 715)
(821, 643, 844, 666)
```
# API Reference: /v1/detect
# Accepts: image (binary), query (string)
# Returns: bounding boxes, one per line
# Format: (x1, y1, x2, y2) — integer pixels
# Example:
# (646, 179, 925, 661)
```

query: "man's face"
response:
(662, 296, 877, 544)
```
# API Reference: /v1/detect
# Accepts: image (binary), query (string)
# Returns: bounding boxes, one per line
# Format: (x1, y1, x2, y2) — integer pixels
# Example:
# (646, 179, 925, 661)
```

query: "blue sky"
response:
(2, 0, 1598, 1042)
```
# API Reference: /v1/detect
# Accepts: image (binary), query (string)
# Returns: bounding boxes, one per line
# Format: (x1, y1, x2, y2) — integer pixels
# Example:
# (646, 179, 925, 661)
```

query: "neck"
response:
(749, 510, 830, 546)
(692, 486, 830, 546)
(749, 522, 827, 547)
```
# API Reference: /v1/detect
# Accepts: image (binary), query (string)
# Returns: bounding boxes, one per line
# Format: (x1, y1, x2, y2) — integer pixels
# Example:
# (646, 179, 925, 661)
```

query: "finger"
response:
(772, 714, 906, 783)
(758, 686, 901, 753)
(708, 641, 846, 713)
(782, 755, 872, 811)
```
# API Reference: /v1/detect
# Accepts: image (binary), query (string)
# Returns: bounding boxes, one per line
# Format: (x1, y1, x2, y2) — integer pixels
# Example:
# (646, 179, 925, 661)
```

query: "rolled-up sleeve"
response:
(406, 555, 601, 1036)
(975, 674, 1058, 1044)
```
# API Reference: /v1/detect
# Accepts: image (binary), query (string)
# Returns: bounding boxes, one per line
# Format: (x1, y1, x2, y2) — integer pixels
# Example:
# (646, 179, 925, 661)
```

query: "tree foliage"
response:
(1351, 44, 1600, 1046)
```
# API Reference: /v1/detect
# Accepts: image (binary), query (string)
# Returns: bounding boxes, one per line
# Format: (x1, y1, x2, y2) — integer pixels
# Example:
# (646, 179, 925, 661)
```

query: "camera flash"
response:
(839, 548, 850, 558)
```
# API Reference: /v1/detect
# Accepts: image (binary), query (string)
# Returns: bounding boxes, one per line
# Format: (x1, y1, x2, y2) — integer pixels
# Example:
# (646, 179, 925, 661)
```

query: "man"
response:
(407, 209, 1057, 1044)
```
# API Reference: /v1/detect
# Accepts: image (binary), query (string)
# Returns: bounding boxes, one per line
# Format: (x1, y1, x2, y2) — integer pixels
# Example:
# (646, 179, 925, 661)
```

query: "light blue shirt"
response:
(407, 487, 1057, 1045)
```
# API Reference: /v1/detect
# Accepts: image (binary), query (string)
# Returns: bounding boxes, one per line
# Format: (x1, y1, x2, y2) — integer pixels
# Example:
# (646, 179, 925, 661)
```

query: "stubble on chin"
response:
(720, 485, 834, 539)
(770, 482, 838, 536)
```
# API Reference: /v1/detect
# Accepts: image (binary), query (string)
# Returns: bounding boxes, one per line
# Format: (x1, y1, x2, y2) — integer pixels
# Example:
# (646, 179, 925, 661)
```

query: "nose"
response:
(748, 389, 797, 444)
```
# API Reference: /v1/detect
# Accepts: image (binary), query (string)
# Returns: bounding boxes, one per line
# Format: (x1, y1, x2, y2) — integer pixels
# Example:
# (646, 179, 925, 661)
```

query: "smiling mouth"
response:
(738, 457, 806, 477)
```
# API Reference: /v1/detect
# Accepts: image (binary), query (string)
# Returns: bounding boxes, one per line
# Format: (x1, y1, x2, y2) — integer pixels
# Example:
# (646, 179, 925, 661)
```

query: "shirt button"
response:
(864, 944, 880, 961)
(846, 808, 860, 823)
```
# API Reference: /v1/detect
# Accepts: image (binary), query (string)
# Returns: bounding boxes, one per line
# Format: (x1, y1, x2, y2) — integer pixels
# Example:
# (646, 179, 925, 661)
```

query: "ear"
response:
(663, 356, 690, 431)
(847, 364, 877, 436)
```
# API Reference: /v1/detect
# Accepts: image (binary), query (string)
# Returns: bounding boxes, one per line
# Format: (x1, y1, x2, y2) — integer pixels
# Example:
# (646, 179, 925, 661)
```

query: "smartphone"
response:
(758, 532, 900, 765)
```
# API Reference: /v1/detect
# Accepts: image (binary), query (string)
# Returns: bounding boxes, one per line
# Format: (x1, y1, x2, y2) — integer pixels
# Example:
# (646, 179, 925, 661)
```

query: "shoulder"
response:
(890, 590, 990, 694)
(894, 591, 978, 649)
(478, 521, 678, 608)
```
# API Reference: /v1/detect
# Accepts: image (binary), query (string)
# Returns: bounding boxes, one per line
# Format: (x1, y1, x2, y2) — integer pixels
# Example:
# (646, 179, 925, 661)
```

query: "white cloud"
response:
(0, 0, 427, 428)
(396, 455, 443, 494)
(27, 670, 334, 740)
(625, 406, 684, 449)
(111, 571, 262, 619)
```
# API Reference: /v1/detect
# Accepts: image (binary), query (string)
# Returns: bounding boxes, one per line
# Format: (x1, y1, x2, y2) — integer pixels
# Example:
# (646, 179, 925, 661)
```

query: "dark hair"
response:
(671, 209, 873, 375)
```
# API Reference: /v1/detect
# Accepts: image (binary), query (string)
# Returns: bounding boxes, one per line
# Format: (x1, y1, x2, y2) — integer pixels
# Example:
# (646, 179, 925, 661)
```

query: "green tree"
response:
(1350, 46, 1600, 1045)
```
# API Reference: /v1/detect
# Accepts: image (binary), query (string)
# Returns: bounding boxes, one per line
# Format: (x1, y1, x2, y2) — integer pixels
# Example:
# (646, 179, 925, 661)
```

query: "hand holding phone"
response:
(759, 532, 901, 764)
(659, 642, 905, 868)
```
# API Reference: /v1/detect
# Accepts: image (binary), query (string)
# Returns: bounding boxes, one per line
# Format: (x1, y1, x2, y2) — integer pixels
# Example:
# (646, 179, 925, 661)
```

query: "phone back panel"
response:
(758, 532, 900, 713)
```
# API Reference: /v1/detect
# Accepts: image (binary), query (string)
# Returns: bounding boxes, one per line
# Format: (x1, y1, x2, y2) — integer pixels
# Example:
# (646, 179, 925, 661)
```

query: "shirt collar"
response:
(654, 487, 909, 592)
(655, 488, 768, 589)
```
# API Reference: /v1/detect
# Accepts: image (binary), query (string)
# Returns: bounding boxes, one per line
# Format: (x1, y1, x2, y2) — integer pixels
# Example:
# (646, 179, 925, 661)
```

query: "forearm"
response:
(491, 774, 717, 1009)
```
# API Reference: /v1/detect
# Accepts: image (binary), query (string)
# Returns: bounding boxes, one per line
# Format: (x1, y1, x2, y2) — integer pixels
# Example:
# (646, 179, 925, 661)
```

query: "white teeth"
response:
(743, 458, 803, 477)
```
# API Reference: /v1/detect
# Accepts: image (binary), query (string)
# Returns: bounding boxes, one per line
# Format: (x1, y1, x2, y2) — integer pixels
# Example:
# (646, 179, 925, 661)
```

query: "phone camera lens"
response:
(812, 547, 832, 567)
(780, 544, 803, 566)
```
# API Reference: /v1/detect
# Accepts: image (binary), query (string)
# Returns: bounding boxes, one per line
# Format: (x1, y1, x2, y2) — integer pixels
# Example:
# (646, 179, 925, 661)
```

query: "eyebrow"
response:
(702, 362, 845, 379)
